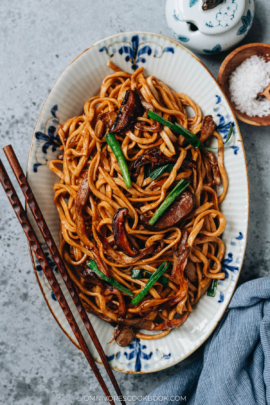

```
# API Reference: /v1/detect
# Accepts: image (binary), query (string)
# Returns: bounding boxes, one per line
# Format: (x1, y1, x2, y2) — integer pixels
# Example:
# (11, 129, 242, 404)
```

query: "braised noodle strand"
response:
(50, 62, 228, 347)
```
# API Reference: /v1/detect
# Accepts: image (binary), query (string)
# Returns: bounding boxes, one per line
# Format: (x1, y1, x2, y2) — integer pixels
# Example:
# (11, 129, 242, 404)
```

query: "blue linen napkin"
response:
(138, 277, 270, 405)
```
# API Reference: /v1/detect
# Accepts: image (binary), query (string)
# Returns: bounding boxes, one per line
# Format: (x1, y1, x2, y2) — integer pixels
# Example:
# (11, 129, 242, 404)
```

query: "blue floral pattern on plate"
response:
(230, 146, 239, 155)
(216, 250, 240, 303)
(216, 114, 235, 140)
(215, 95, 222, 105)
(214, 94, 239, 154)
(35, 244, 59, 277)
(222, 252, 239, 277)
(51, 291, 57, 301)
(35, 125, 61, 154)
(35, 105, 60, 153)
(209, 232, 243, 303)
(106, 338, 171, 372)
(123, 339, 153, 372)
(33, 105, 61, 172)
(218, 292, 224, 303)
(99, 35, 174, 70)
(236, 232, 243, 240)
(34, 244, 59, 302)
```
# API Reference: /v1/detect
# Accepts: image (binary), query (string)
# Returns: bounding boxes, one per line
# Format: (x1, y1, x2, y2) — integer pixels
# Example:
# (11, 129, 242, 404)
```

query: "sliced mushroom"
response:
(175, 229, 189, 255)
(134, 150, 196, 173)
(184, 260, 197, 285)
(171, 230, 190, 285)
(103, 284, 126, 319)
(202, 0, 223, 11)
(75, 176, 110, 278)
(110, 89, 144, 133)
(140, 191, 195, 231)
(112, 208, 138, 257)
(188, 280, 198, 293)
(134, 120, 162, 133)
(99, 111, 118, 128)
(134, 149, 176, 171)
(200, 281, 212, 296)
(154, 240, 165, 254)
(148, 179, 167, 190)
(118, 312, 189, 333)
(137, 98, 162, 133)
(158, 232, 189, 311)
(203, 150, 221, 186)
(118, 315, 155, 331)
(134, 111, 162, 133)
(140, 98, 154, 111)
(76, 175, 90, 206)
(182, 158, 197, 170)
(80, 266, 126, 319)
(96, 230, 155, 265)
(80, 265, 106, 288)
(153, 313, 189, 331)
(114, 325, 135, 347)
(200, 115, 216, 142)
(83, 302, 116, 326)
(203, 154, 213, 184)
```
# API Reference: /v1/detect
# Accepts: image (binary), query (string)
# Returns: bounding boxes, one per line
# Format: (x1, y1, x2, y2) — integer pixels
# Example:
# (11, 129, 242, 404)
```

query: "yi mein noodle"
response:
(49, 62, 227, 346)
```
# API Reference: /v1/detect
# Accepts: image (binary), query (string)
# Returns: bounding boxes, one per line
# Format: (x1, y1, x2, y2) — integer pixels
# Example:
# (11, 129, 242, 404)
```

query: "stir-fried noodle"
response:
(49, 62, 227, 346)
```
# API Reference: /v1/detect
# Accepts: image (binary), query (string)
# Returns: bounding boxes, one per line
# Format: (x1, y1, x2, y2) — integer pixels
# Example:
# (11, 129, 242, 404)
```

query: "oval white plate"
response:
(27, 32, 249, 373)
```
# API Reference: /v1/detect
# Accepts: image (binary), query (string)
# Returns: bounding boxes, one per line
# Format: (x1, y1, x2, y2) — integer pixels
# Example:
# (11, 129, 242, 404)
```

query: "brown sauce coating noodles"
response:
(50, 63, 227, 344)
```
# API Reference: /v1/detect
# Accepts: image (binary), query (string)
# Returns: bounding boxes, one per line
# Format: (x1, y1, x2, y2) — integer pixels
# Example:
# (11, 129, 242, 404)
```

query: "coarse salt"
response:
(229, 55, 270, 117)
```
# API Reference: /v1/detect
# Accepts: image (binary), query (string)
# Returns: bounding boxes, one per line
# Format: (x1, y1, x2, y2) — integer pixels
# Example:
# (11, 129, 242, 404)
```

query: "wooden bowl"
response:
(218, 43, 270, 126)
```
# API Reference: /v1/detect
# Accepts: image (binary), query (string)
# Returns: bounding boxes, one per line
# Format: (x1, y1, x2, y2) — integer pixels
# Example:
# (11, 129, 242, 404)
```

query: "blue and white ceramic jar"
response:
(166, 0, 255, 54)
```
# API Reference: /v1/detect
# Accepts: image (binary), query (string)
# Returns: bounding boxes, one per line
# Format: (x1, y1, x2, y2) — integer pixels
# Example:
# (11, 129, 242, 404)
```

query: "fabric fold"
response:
(138, 277, 270, 405)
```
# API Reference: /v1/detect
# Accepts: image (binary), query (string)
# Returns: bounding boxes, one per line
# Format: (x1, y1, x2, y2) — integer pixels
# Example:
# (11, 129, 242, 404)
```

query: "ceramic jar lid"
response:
(177, 0, 245, 35)
(166, 0, 254, 54)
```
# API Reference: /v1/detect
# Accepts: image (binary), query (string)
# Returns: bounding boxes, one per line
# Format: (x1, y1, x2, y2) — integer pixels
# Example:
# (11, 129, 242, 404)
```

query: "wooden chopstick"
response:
(0, 150, 125, 405)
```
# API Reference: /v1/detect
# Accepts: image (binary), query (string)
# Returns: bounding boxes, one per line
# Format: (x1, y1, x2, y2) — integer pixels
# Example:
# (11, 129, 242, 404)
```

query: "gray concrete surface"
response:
(0, 0, 270, 404)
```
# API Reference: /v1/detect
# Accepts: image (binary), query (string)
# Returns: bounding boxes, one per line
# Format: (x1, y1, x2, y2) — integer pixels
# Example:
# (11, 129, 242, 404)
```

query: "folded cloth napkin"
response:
(138, 277, 270, 405)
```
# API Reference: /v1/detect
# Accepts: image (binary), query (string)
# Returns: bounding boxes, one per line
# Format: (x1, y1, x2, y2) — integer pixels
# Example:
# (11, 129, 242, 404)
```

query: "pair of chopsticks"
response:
(0, 145, 125, 405)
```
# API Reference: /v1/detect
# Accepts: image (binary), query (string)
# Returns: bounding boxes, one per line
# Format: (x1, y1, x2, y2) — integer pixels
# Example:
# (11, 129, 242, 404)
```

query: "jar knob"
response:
(177, 0, 246, 35)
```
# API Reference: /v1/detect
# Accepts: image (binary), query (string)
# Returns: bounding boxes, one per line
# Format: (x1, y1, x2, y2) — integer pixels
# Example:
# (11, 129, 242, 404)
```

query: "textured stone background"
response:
(0, 1, 270, 404)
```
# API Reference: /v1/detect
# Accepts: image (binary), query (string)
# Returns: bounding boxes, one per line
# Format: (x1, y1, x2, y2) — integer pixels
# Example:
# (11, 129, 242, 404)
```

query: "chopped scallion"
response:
(131, 269, 169, 287)
(131, 261, 171, 305)
(148, 110, 200, 149)
(149, 163, 175, 181)
(105, 133, 132, 189)
(207, 279, 218, 297)
(87, 259, 134, 297)
(148, 110, 234, 151)
(149, 179, 190, 226)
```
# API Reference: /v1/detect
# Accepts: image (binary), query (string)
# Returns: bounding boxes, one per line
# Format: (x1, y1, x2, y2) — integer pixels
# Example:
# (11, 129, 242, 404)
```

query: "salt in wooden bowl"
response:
(218, 43, 270, 126)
